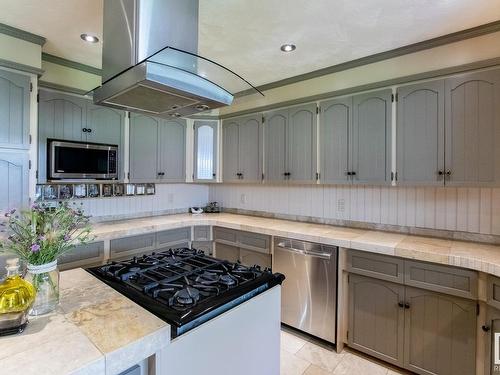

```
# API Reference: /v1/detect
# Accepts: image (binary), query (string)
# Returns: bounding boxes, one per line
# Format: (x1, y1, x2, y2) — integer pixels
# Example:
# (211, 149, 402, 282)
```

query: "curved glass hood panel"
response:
(145, 46, 264, 96)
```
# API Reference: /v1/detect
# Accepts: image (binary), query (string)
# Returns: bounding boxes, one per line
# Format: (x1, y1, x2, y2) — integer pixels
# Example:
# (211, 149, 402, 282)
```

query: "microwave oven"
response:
(48, 140, 118, 180)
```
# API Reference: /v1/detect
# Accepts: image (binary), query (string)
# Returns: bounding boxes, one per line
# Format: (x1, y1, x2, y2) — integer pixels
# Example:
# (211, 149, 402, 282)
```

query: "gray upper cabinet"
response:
(287, 103, 317, 182)
(444, 69, 500, 186)
(129, 114, 186, 182)
(194, 121, 217, 181)
(0, 151, 29, 211)
(348, 274, 405, 367)
(352, 89, 392, 184)
(86, 103, 125, 179)
(158, 119, 186, 182)
(0, 69, 30, 150)
(129, 113, 160, 182)
(397, 81, 445, 185)
(38, 90, 88, 182)
(264, 109, 287, 182)
(404, 287, 476, 375)
(264, 104, 317, 183)
(222, 119, 239, 182)
(222, 115, 262, 183)
(320, 97, 351, 184)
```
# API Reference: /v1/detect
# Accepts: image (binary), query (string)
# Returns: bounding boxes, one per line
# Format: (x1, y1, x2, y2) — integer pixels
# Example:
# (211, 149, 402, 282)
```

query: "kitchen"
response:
(1, 1, 500, 374)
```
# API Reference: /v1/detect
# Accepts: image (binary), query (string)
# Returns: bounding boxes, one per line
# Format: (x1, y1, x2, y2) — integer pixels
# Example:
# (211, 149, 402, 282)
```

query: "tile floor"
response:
(280, 327, 411, 375)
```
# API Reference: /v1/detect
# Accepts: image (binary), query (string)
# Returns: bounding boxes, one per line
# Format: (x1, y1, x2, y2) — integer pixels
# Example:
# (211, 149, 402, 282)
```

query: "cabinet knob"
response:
(351, 171, 356, 176)
(438, 170, 444, 176)
(482, 325, 491, 332)
(404, 303, 410, 309)
(398, 302, 404, 308)
(445, 170, 451, 176)
(87, 128, 92, 133)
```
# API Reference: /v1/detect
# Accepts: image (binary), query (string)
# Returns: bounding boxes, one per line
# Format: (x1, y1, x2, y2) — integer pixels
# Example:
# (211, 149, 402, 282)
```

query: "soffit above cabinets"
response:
(0, 0, 500, 86)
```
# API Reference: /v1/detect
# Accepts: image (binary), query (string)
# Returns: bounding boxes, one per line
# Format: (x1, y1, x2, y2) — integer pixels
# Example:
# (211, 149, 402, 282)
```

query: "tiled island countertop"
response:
(0, 268, 170, 375)
(93, 213, 500, 277)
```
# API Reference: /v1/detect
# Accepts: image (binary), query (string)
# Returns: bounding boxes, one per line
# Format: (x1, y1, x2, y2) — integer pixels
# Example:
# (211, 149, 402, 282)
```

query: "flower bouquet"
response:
(0, 202, 93, 315)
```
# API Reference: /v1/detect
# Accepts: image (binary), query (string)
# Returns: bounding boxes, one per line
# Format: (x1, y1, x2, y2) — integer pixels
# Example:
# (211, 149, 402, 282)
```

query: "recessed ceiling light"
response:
(80, 34, 99, 43)
(280, 44, 296, 53)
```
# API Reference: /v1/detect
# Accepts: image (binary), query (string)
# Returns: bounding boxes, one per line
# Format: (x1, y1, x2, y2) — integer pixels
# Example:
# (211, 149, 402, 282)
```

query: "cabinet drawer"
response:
(404, 260, 477, 299)
(239, 231, 270, 254)
(157, 227, 191, 247)
(110, 233, 156, 258)
(487, 276, 500, 309)
(59, 241, 105, 269)
(240, 249, 271, 269)
(194, 226, 211, 241)
(214, 227, 238, 245)
(347, 250, 404, 283)
(215, 243, 239, 263)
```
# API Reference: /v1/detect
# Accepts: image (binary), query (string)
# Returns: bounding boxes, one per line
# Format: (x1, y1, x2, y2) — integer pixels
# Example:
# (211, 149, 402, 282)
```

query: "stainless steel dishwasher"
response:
(274, 238, 337, 343)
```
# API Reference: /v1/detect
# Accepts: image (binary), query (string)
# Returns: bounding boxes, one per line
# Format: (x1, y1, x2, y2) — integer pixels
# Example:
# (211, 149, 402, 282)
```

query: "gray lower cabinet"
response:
(0, 69, 30, 150)
(319, 97, 351, 184)
(222, 114, 262, 183)
(483, 306, 500, 375)
(264, 103, 317, 183)
(58, 241, 105, 270)
(192, 241, 213, 256)
(215, 243, 240, 263)
(348, 274, 405, 367)
(239, 248, 271, 269)
(445, 69, 500, 186)
(397, 80, 445, 185)
(404, 287, 476, 375)
(0, 151, 29, 211)
(351, 89, 392, 184)
(129, 114, 186, 182)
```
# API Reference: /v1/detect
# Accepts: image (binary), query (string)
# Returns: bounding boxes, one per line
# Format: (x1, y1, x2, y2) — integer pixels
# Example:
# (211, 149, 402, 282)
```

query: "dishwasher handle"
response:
(276, 240, 332, 260)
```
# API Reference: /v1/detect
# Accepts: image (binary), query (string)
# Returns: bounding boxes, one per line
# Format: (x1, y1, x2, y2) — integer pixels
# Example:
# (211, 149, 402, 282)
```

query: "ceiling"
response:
(1, 0, 500, 86)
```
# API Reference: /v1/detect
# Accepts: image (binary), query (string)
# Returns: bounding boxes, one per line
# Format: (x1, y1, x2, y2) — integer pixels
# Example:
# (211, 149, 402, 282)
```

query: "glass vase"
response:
(25, 260, 59, 316)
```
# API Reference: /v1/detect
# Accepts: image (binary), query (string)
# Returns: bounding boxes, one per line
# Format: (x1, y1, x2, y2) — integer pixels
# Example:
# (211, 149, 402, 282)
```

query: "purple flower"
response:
(30, 243, 40, 253)
(38, 235, 46, 241)
(64, 234, 70, 241)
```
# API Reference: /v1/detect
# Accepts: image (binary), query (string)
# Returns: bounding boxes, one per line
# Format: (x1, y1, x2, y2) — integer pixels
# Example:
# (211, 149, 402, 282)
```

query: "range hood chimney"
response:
(93, 0, 262, 117)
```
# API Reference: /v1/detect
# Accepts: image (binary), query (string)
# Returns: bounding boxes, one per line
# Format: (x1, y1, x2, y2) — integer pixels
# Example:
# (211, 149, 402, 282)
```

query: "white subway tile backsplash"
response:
(209, 184, 500, 235)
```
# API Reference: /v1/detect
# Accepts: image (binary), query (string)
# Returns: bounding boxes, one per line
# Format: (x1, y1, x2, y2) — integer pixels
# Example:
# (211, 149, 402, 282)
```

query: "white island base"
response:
(156, 286, 282, 375)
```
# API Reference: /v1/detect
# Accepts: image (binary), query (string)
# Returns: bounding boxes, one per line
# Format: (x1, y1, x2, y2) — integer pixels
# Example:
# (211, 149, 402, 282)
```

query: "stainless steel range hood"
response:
(93, 0, 262, 117)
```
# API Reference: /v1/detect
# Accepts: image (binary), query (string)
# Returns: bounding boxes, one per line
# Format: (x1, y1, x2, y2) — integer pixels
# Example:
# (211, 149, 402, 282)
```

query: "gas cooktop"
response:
(87, 248, 284, 338)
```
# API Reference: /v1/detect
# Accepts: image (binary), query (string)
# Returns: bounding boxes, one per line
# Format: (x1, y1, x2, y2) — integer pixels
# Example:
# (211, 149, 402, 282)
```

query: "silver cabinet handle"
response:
(277, 243, 306, 256)
(277, 241, 332, 260)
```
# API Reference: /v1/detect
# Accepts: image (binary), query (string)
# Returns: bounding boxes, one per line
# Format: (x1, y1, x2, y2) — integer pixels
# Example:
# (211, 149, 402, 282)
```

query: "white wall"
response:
(75, 184, 209, 221)
(210, 184, 500, 235)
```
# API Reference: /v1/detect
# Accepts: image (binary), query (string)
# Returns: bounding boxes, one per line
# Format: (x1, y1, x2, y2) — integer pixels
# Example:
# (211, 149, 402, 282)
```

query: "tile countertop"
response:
(93, 213, 500, 277)
(0, 268, 170, 375)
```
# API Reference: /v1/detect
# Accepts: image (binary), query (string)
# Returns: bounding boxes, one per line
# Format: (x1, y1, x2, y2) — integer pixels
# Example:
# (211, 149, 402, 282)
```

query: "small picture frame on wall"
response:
(73, 184, 87, 198)
(58, 184, 73, 200)
(102, 184, 113, 197)
(87, 184, 100, 198)
(145, 184, 155, 195)
(125, 184, 135, 196)
(135, 184, 146, 195)
(43, 185, 58, 200)
(113, 184, 125, 197)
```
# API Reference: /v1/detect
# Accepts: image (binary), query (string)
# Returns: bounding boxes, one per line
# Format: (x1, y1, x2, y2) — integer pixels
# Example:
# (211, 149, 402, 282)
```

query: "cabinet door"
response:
(238, 115, 263, 182)
(158, 118, 186, 182)
(86, 104, 125, 179)
(38, 90, 87, 182)
(222, 118, 240, 182)
(215, 243, 239, 263)
(348, 274, 405, 367)
(445, 69, 500, 186)
(484, 307, 500, 375)
(404, 287, 476, 375)
(0, 151, 29, 211)
(320, 97, 351, 184)
(397, 81, 445, 185)
(240, 249, 271, 269)
(287, 103, 317, 182)
(193, 121, 217, 181)
(0, 69, 30, 149)
(352, 89, 392, 184)
(129, 113, 159, 182)
(264, 109, 287, 182)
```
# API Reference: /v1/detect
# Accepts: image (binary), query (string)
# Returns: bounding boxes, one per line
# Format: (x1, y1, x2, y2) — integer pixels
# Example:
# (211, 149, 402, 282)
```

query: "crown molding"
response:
(38, 80, 90, 96)
(0, 58, 44, 76)
(42, 53, 102, 76)
(0, 23, 46, 46)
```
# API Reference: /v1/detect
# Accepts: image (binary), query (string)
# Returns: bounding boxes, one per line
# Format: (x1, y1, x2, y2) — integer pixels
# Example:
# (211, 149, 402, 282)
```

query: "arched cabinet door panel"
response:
(238, 115, 262, 183)
(222, 119, 240, 182)
(397, 80, 445, 185)
(444, 69, 500, 186)
(0, 151, 29, 212)
(264, 109, 288, 182)
(352, 89, 392, 184)
(0, 70, 30, 149)
(129, 113, 160, 182)
(159, 118, 186, 182)
(320, 97, 351, 184)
